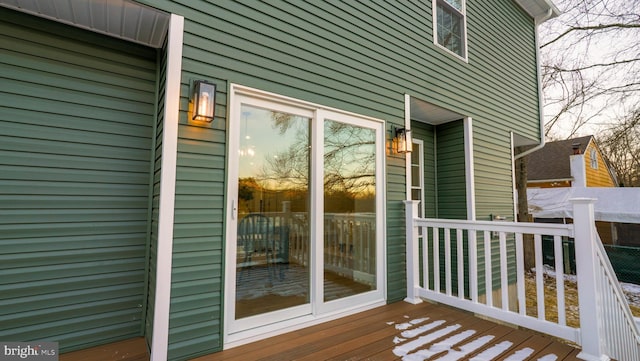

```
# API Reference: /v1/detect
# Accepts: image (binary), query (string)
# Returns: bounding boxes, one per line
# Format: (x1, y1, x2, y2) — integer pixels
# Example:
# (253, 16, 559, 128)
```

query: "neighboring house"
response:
(527, 135, 621, 243)
(527, 135, 618, 188)
(0, 1, 559, 360)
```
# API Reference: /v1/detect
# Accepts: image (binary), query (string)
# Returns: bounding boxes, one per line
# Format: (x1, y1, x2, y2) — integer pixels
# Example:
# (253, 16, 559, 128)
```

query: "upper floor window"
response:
(590, 148, 598, 169)
(433, 0, 467, 60)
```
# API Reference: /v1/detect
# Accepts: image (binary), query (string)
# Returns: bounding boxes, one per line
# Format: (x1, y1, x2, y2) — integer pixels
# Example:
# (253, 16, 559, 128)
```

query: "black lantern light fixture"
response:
(192, 80, 216, 122)
(394, 127, 412, 154)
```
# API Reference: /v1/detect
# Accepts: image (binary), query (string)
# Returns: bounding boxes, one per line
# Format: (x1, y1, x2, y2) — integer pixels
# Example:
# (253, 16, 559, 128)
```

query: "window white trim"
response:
(432, 0, 468, 62)
(150, 13, 183, 361)
(411, 139, 426, 218)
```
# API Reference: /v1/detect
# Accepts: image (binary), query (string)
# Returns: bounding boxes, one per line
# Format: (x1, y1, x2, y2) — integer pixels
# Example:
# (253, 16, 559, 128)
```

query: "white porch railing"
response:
(405, 198, 640, 361)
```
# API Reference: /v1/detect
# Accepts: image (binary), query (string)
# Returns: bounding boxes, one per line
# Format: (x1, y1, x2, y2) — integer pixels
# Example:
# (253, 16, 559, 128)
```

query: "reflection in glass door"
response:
(323, 119, 377, 301)
(235, 105, 311, 319)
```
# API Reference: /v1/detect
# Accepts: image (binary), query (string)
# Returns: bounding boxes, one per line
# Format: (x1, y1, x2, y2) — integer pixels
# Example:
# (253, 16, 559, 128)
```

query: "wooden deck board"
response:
(533, 339, 580, 360)
(194, 301, 582, 361)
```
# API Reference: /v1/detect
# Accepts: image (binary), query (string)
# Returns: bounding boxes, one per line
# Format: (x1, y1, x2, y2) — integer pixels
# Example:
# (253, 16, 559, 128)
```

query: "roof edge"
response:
(514, 0, 561, 24)
(528, 178, 573, 183)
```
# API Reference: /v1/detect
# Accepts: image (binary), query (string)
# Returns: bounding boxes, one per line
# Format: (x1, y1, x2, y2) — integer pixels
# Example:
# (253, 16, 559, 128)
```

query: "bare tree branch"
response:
(542, 58, 640, 72)
(541, 23, 640, 48)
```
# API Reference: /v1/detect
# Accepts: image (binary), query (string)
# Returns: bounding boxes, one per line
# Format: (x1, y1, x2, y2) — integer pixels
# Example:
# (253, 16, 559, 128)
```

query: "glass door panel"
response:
(323, 119, 376, 302)
(235, 104, 311, 319)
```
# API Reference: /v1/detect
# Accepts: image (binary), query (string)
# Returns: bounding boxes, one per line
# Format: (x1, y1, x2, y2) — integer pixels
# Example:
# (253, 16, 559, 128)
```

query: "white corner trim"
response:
(150, 13, 183, 361)
(510, 132, 518, 220)
(464, 117, 476, 221)
(404, 93, 411, 199)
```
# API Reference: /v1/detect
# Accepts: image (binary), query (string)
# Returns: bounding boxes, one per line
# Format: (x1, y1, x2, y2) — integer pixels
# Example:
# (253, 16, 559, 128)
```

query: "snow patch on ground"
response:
(534, 264, 640, 309)
(401, 320, 446, 338)
(391, 317, 561, 361)
(469, 341, 513, 361)
(503, 347, 534, 361)
(537, 355, 558, 361)
(393, 324, 461, 356)
(433, 335, 494, 361)
(394, 336, 407, 344)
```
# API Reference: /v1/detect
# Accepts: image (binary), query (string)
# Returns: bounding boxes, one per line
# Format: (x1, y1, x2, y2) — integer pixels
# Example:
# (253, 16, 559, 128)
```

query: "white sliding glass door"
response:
(225, 85, 385, 342)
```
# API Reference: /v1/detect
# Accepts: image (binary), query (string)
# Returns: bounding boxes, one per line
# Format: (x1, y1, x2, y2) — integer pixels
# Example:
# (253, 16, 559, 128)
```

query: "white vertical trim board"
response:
(510, 132, 518, 219)
(312, 108, 326, 313)
(223, 84, 240, 346)
(150, 13, 184, 361)
(404, 94, 411, 199)
(463, 117, 476, 221)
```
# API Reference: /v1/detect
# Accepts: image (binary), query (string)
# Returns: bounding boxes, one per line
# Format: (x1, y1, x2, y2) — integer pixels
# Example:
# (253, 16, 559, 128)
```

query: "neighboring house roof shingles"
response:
(527, 135, 593, 181)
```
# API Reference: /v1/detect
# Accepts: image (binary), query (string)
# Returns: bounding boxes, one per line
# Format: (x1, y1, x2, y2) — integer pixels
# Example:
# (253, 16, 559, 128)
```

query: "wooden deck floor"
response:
(193, 301, 582, 361)
(59, 301, 583, 361)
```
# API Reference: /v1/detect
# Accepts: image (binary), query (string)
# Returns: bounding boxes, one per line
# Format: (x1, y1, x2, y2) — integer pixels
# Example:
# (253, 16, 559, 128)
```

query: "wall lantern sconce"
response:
(192, 80, 216, 122)
(394, 127, 412, 154)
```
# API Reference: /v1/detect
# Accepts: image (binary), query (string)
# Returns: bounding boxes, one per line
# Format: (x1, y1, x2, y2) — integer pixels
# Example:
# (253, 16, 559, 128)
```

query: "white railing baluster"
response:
(457, 229, 464, 299)
(499, 231, 509, 311)
(515, 233, 526, 315)
(422, 225, 429, 290)
(469, 230, 478, 303)
(553, 235, 566, 326)
(534, 234, 545, 321)
(445, 228, 452, 296)
(433, 227, 440, 293)
(483, 230, 492, 308)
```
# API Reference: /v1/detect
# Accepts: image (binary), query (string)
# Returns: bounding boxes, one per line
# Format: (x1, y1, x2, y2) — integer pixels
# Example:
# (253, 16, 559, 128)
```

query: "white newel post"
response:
(572, 198, 609, 361)
(404, 200, 422, 304)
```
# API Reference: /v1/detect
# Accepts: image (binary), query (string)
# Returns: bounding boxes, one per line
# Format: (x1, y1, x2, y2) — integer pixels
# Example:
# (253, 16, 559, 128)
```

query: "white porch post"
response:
(404, 200, 422, 304)
(572, 198, 609, 361)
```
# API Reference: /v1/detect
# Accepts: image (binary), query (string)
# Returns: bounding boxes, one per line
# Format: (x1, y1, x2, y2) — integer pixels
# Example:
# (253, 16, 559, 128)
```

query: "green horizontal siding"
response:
(0, 8, 156, 353)
(436, 121, 467, 220)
